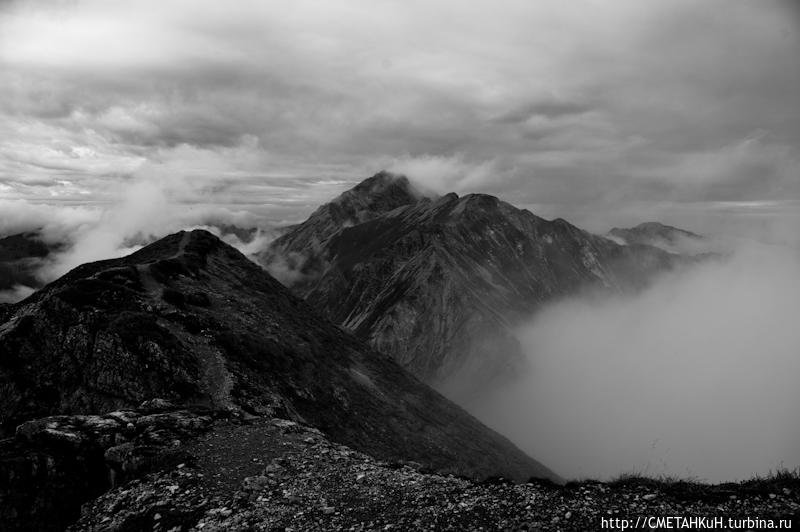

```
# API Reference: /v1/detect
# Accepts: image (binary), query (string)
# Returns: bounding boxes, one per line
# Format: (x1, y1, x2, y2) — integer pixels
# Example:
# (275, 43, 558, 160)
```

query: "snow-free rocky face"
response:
(260, 173, 698, 394)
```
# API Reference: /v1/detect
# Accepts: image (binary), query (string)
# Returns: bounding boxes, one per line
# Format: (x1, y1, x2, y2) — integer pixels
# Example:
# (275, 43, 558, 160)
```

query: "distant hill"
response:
(608, 222, 704, 253)
(0, 223, 266, 303)
(0, 232, 54, 297)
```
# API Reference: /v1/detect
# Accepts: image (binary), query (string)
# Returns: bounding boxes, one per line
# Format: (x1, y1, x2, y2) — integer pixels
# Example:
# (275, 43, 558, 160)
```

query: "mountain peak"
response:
(46, 229, 262, 302)
(344, 170, 415, 197)
(259, 172, 427, 281)
(329, 171, 423, 217)
(125, 229, 222, 263)
(263, 182, 690, 390)
(455, 193, 500, 210)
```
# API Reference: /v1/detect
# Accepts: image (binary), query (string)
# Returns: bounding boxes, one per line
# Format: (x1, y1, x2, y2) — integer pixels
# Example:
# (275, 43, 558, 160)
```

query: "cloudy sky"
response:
(1, 0, 798, 237)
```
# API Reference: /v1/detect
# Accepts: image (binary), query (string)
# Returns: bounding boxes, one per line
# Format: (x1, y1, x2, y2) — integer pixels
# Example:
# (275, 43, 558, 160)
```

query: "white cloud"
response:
(386, 154, 506, 195)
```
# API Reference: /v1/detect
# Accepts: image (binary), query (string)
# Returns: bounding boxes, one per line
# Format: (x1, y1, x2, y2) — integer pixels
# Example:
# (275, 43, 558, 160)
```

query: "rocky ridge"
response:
(0, 229, 556, 530)
(70, 413, 800, 531)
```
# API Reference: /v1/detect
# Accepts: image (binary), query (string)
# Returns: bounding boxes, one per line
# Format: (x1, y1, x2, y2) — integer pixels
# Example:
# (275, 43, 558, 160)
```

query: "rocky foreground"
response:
(40, 408, 795, 532)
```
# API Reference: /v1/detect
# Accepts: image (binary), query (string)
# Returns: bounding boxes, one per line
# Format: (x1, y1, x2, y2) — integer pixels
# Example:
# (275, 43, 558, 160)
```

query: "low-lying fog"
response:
(469, 241, 800, 482)
(0, 176, 279, 303)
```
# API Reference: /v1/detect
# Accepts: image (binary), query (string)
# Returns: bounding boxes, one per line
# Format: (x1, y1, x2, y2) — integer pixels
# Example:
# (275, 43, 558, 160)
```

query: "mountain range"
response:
(0, 173, 716, 530)
(260, 172, 699, 395)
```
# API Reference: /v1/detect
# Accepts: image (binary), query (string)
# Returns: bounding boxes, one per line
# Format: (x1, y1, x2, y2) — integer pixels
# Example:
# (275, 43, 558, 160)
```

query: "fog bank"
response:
(469, 243, 800, 482)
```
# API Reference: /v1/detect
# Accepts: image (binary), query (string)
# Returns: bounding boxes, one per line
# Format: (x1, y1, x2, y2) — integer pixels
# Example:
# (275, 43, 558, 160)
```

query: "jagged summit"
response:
(337, 170, 421, 205)
(259, 172, 426, 286)
(0, 229, 556, 483)
(309, 171, 422, 231)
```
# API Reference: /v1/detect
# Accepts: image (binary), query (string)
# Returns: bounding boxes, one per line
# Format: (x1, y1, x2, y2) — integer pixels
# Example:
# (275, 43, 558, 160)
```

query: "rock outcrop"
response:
(0, 404, 214, 531)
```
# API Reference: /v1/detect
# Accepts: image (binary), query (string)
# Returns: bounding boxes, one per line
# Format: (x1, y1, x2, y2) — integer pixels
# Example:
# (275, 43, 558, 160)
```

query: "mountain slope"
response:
(0, 229, 555, 483)
(259, 175, 686, 388)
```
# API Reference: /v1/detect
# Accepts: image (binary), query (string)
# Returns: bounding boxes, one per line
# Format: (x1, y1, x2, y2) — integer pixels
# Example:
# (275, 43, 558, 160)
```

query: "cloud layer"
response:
(1, 0, 797, 234)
